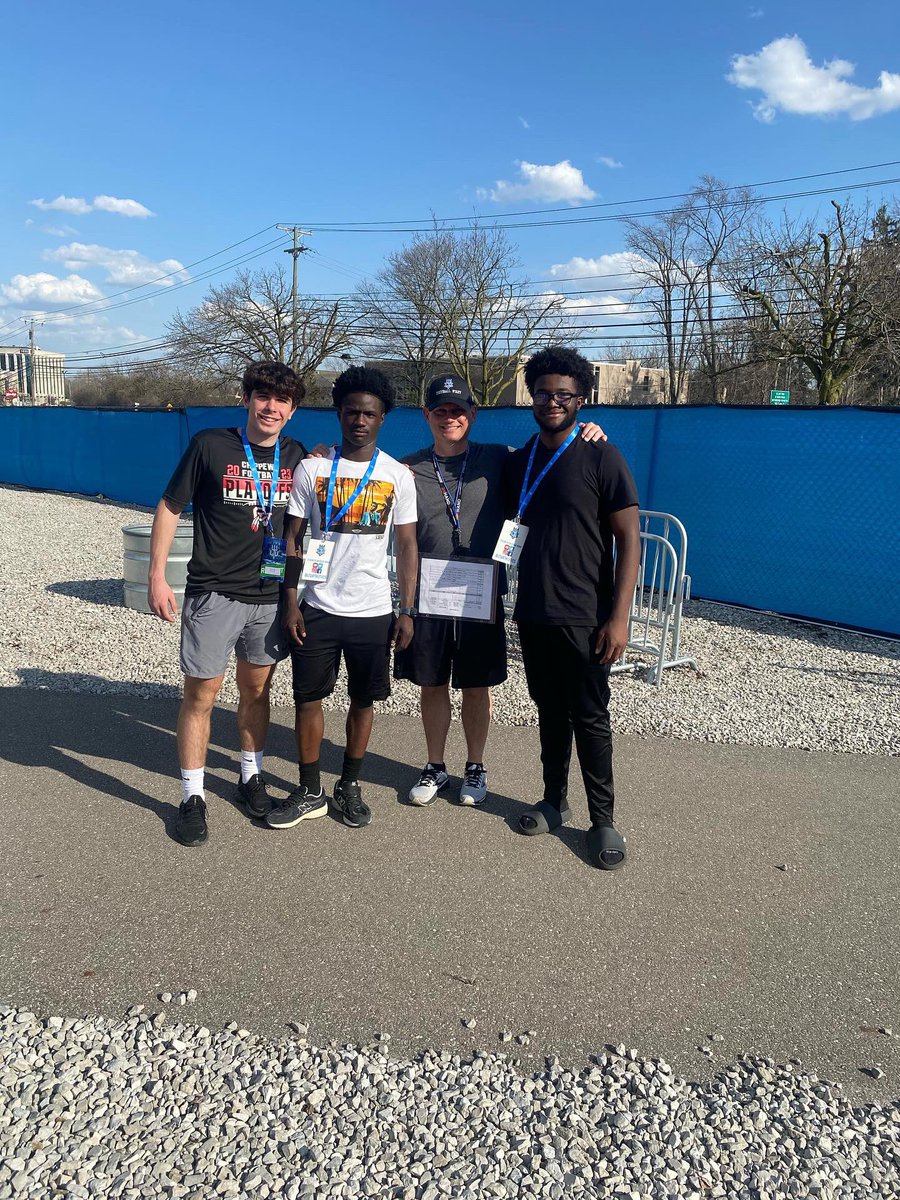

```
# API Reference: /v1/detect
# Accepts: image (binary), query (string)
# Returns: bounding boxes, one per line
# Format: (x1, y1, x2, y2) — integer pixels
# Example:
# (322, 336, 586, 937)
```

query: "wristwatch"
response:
(398, 606, 418, 618)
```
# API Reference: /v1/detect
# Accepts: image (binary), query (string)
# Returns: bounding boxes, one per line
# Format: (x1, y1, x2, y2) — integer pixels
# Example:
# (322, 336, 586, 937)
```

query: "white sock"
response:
(181, 768, 205, 804)
(240, 750, 263, 783)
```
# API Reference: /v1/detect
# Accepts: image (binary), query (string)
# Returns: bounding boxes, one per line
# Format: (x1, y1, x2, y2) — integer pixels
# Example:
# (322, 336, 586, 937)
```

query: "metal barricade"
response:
(610, 509, 696, 685)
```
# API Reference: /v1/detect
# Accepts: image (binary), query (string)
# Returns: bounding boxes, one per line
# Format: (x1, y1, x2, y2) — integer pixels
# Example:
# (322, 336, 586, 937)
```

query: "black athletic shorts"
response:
(291, 601, 393, 705)
(393, 599, 507, 690)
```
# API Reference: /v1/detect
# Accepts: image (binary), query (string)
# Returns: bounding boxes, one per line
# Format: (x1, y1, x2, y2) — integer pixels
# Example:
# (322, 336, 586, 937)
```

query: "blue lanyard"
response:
(241, 428, 280, 532)
(517, 424, 580, 520)
(431, 449, 469, 533)
(324, 447, 380, 533)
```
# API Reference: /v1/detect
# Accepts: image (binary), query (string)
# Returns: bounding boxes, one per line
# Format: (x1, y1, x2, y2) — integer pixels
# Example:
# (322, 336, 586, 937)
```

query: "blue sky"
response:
(2, 0, 899, 364)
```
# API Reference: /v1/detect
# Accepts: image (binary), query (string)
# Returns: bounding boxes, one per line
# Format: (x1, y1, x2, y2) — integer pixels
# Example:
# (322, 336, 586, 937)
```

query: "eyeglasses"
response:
(532, 390, 582, 406)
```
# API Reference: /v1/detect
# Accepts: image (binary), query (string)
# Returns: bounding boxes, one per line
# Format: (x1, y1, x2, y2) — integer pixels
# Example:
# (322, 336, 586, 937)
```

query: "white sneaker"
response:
(459, 764, 487, 807)
(409, 763, 450, 806)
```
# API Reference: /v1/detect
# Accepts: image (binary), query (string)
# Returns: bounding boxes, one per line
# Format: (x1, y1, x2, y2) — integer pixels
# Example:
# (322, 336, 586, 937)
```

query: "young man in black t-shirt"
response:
(502, 346, 641, 870)
(149, 361, 307, 846)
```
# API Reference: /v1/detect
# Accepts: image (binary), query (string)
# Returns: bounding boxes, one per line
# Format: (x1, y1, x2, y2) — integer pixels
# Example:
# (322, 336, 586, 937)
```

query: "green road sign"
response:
(770, 389, 790, 405)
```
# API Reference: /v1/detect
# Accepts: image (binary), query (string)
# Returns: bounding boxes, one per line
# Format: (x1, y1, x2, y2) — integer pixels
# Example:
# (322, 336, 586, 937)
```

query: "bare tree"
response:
(69, 363, 232, 408)
(735, 201, 900, 406)
(429, 224, 571, 407)
(624, 210, 700, 404)
(599, 339, 667, 369)
(355, 233, 451, 406)
(684, 176, 756, 403)
(167, 264, 354, 389)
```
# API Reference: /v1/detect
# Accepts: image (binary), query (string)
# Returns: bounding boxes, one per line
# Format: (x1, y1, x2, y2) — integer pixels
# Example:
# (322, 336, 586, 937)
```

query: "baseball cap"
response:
(425, 374, 475, 411)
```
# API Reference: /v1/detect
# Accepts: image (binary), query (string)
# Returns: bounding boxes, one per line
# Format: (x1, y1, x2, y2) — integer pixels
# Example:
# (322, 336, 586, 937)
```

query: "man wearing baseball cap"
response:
(394, 374, 509, 808)
(395, 371, 606, 810)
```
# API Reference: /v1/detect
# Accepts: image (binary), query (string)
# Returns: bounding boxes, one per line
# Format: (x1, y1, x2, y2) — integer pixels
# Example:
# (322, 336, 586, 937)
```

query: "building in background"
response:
(591, 359, 688, 405)
(0, 346, 67, 405)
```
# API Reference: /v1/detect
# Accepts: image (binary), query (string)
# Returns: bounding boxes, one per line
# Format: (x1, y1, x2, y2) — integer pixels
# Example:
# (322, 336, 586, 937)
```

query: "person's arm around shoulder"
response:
(392, 521, 418, 651)
(596, 504, 641, 664)
(148, 498, 185, 622)
(282, 515, 308, 645)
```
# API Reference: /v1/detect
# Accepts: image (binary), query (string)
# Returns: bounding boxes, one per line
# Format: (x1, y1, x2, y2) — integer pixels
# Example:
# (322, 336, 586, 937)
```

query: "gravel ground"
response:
(2, 1006, 898, 1200)
(4, 485, 897, 756)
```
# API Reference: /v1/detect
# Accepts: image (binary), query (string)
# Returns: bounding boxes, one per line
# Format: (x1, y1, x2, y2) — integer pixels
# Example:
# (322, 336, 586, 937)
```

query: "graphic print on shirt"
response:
(314, 475, 396, 535)
(222, 461, 294, 507)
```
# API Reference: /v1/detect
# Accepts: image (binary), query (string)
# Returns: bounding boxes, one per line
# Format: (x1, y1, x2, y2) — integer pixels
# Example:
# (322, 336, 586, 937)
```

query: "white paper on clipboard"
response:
(418, 556, 498, 623)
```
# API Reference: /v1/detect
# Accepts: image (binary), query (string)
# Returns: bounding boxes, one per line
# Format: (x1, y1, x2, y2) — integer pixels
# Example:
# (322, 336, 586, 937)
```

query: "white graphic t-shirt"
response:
(287, 447, 417, 617)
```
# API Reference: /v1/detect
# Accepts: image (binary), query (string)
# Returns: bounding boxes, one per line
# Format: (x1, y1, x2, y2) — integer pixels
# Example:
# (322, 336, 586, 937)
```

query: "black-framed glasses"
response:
(532, 390, 582, 406)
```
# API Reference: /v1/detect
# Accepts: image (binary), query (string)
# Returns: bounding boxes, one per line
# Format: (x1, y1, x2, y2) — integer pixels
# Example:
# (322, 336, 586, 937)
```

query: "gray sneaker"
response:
(409, 763, 450, 807)
(266, 785, 328, 829)
(459, 764, 487, 807)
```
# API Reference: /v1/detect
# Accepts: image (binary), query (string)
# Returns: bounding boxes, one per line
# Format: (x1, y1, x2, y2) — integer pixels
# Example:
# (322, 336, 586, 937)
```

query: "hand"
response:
(148, 577, 178, 622)
(391, 614, 414, 651)
(306, 443, 330, 459)
(580, 421, 607, 443)
(283, 597, 307, 645)
(595, 616, 629, 664)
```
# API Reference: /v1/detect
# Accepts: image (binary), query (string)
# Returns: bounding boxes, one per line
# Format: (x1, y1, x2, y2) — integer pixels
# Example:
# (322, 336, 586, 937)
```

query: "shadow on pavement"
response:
(4, 676, 553, 850)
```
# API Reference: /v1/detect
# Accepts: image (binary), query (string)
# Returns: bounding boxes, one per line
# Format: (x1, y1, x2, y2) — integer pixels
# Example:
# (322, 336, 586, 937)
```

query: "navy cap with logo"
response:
(425, 373, 475, 411)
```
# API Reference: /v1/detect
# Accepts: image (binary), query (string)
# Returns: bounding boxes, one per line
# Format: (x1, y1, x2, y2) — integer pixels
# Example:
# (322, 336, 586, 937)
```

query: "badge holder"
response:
(301, 538, 336, 582)
(260, 536, 287, 580)
(492, 518, 528, 566)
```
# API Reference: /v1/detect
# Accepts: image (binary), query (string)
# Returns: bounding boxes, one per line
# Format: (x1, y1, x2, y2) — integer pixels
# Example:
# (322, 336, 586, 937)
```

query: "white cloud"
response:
(28, 193, 156, 217)
(0, 307, 146, 355)
(42, 224, 79, 238)
(92, 195, 155, 218)
(43, 243, 188, 286)
(540, 289, 640, 325)
(480, 160, 596, 205)
(748, 7, 764, 17)
(727, 35, 900, 121)
(597, 155, 623, 169)
(518, 116, 530, 129)
(549, 251, 647, 283)
(29, 195, 93, 215)
(1, 272, 103, 305)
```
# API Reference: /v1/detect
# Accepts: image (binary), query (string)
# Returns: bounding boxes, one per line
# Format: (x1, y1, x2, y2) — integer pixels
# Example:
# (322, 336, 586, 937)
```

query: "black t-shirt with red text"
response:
(502, 435, 639, 627)
(164, 426, 306, 603)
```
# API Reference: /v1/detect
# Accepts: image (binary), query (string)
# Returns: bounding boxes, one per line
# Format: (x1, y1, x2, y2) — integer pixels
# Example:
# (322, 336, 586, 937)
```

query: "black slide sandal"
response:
(517, 801, 571, 836)
(586, 824, 627, 870)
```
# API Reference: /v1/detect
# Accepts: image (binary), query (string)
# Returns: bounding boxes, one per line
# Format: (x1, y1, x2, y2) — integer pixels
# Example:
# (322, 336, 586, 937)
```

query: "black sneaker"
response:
(332, 779, 371, 828)
(236, 773, 272, 821)
(175, 796, 208, 846)
(266, 785, 328, 829)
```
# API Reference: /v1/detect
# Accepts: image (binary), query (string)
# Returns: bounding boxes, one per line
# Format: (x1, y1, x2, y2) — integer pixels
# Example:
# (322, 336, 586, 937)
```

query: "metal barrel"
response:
(122, 523, 193, 614)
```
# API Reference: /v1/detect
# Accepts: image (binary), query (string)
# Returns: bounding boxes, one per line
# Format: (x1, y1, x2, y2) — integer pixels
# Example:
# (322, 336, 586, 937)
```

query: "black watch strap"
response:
(398, 606, 418, 618)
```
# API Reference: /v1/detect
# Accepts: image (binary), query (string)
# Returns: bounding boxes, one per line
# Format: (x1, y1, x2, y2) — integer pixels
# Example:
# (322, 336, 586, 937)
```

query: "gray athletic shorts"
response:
(179, 592, 288, 679)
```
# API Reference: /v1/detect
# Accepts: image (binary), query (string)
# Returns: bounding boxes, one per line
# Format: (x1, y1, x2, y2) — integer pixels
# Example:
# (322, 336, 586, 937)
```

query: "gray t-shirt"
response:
(402, 441, 511, 562)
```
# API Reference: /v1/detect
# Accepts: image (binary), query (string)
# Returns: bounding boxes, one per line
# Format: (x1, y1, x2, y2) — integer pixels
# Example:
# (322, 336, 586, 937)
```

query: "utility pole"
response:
(26, 318, 38, 403)
(275, 225, 312, 371)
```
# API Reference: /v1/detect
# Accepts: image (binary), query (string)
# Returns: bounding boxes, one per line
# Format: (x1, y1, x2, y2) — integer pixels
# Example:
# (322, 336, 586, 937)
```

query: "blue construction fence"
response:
(2, 403, 898, 636)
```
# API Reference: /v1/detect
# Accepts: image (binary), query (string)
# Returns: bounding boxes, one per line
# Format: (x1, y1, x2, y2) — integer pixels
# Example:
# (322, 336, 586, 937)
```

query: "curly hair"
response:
(332, 365, 395, 413)
(524, 345, 595, 401)
(241, 361, 306, 407)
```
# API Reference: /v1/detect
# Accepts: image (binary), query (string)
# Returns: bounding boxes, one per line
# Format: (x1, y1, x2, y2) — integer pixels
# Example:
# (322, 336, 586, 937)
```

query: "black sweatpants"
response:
(517, 622, 615, 828)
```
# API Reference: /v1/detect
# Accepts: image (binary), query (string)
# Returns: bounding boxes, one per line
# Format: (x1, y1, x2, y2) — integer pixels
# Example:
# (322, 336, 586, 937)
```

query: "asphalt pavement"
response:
(1, 686, 898, 1102)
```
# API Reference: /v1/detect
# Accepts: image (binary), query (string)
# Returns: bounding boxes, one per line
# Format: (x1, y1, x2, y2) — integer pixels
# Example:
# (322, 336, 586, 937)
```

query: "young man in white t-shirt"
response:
(267, 366, 418, 830)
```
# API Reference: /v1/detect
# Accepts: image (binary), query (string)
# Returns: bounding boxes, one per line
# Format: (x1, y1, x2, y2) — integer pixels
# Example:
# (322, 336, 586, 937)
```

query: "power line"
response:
(296, 159, 900, 227)
(295, 176, 900, 235)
